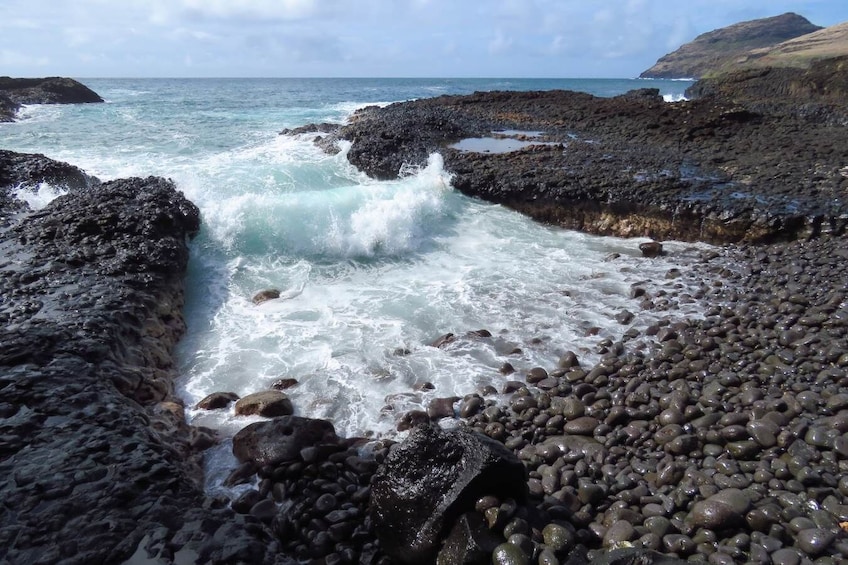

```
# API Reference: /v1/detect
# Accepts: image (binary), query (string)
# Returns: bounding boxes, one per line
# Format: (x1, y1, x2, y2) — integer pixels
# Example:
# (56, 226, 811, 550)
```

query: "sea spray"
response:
(1, 77, 702, 494)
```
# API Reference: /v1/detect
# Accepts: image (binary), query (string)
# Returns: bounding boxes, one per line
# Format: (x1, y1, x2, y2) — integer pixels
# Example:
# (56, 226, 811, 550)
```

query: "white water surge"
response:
(2, 77, 702, 491)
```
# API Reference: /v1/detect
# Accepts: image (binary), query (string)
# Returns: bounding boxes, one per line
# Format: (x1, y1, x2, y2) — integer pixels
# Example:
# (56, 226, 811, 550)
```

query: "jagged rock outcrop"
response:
(640, 12, 822, 79)
(0, 76, 103, 121)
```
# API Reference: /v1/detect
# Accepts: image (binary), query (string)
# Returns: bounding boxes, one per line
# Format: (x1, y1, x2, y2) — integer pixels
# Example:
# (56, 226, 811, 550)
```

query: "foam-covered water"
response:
(2, 77, 701, 488)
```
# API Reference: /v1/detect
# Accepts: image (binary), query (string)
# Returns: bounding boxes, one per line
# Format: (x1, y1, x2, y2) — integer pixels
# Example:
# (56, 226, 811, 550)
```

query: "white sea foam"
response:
(177, 146, 711, 451)
(11, 182, 67, 210)
(663, 93, 688, 102)
(1, 77, 713, 494)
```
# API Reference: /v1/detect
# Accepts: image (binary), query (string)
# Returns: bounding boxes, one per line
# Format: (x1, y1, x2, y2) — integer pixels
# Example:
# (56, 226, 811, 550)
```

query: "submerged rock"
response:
(639, 241, 664, 258)
(252, 288, 281, 304)
(196, 391, 240, 410)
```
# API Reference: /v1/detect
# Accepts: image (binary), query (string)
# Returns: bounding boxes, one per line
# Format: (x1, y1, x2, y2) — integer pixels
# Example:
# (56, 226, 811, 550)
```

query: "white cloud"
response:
(64, 28, 92, 47)
(0, 0, 845, 78)
(0, 49, 49, 67)
(180, 0, 318, 21)
(488, 29, 513, 55)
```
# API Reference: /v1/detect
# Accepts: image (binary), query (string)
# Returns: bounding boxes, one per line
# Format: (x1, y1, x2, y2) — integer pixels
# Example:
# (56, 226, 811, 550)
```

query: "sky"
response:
(1, 0, 845, 78)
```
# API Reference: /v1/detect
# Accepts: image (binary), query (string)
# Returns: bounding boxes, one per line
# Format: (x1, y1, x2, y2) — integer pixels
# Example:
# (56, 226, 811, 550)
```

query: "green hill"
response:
(640, 12, 822, 79)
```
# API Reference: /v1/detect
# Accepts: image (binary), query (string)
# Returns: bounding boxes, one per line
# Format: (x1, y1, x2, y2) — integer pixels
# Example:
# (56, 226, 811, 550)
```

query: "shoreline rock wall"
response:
(0, 152, 273, 564)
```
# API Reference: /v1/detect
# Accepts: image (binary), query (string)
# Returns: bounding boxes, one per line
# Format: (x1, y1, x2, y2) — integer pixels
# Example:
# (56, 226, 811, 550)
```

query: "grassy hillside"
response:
(720, 21, 848, 74)
(640, 12, 822, 79)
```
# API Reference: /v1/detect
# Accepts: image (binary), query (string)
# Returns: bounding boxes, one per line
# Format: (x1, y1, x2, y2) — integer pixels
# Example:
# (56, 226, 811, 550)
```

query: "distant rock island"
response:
(640, 12, 826, 78)
(0, 77, 103, 122)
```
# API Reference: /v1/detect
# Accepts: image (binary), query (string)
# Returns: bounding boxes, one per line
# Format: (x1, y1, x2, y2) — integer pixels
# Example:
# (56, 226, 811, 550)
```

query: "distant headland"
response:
(0, 76, 103, 122)
(640, 12, 848, 79)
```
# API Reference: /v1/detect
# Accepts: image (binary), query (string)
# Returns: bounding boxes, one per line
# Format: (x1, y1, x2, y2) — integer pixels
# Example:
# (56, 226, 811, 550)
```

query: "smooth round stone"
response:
(708, 551, 735, 565)
(475, 495, 500, 513)
(507, 533, 535, 556)
(249, 498, 277, 522)
(563, 416, 599, 436)
(492, 542, 530, 565)
(788, 517, 817, 533)
(654, 424, 684, 445)
(314, 493, 338, 514)
(726, 440, 760, 459)
(663, 534, 695, 555)
(542, 523, 574, 552)
(537, 548, 559, 565)
(804, 427, 834, 448)
(666, 434, 698, 455)
(689, 489, 751, 529)
(770, 548, 802, 565)
(658, 408, 685, 425)
(577, 484, 605, 505)
(604, 519, 636, 547)
(560, 398, 586, 419)
(795, 528, 836, 556)
(503, 518, 530, 539)
(526, 367, 548, 383)
(644, 516, 672, 537)
(746, 419, 779, 448)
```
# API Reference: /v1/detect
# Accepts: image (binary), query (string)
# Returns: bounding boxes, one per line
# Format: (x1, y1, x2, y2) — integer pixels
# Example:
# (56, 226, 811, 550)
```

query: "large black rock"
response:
(370, 425, 527, 565)
(232, 416, 340, 467)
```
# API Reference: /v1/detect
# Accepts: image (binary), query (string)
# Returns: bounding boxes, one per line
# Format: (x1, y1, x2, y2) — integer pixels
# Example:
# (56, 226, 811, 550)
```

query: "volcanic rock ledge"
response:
(306, 70, 847, 245)
(0, 151, 279, 564)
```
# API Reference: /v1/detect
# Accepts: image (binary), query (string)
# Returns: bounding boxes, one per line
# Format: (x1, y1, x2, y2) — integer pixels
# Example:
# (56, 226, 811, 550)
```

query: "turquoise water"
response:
(2, 77, 705, 489)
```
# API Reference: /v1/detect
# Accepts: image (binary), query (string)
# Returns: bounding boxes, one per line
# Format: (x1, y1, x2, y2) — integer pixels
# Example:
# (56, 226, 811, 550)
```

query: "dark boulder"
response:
(370, 424, 527, 565)
(252, 288, 281, 304)
(232, 416, 340, 467)
(639, 241, 664, 258)
(234, 390, 293, 417)
(195, 391, 240, 410)
(270, 377, 299, 390)
(436, 512, 503, 565)
(0, 92, 18, 121)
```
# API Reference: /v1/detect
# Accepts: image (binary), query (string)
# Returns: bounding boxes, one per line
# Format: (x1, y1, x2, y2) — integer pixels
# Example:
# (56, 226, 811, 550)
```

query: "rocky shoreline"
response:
(1, 64, 847, 564)
(300, 58, 847, 245)
(0, 153, 276, 564)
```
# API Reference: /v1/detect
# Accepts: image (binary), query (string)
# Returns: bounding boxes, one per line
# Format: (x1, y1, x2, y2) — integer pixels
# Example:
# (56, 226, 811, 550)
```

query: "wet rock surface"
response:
(5, 65, 848, 564)
(301, 67, 848, 244)
(371, 425, 527, 564)
(0, 151, 279, 564)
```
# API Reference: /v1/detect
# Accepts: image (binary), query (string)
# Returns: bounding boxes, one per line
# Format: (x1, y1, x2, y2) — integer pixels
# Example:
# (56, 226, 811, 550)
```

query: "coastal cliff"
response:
(640, 12, 822, 79)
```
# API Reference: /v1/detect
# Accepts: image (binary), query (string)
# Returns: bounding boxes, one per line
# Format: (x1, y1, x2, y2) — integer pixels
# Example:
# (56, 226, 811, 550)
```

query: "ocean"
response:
(2, 77, 706, 491)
